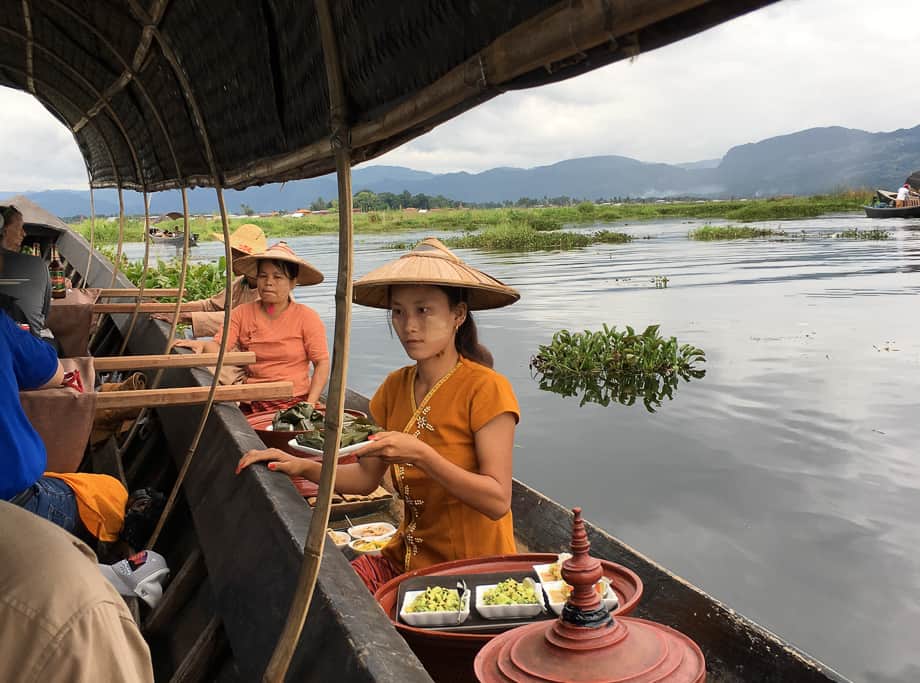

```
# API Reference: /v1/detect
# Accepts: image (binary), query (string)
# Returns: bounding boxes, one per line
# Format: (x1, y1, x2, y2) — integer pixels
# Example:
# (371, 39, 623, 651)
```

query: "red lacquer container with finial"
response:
(474, 508, 706, 683)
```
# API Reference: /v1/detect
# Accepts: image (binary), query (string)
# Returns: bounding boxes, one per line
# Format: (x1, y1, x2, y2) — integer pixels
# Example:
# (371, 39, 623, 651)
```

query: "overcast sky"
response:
(2, 0, 918, 190)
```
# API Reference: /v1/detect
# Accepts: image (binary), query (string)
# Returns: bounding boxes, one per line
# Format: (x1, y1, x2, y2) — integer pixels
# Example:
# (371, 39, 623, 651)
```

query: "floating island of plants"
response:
(530, 324, 706, 412)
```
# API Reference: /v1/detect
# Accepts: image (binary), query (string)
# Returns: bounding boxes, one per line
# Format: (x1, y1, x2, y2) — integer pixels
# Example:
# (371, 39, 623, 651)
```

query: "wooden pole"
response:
(110, 186, 126, 288)
(97, 288, 182, 298)
(94, 351, 256, 371)
(93, 302, 203, 313)
(94, 381, 292, 410)
(83, 185, 95, 289)
(263, 1, 352, 679)
(148, 186, 234, 548)
(114, 188, 193, 463)
(118, 191, 152, 354)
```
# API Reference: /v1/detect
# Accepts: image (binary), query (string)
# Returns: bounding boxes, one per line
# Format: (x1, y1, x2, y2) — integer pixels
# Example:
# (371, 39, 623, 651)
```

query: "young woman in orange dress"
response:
(236, 238, 521, 591)
(175, 242, 330, 413)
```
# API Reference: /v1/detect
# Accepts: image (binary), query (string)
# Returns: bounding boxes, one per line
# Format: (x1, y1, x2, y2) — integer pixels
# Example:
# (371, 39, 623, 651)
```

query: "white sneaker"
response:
(99, 550, 170, 608)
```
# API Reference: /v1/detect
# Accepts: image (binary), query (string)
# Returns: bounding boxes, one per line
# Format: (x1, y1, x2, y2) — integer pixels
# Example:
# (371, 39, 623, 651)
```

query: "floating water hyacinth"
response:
(529, 324, 706, 412)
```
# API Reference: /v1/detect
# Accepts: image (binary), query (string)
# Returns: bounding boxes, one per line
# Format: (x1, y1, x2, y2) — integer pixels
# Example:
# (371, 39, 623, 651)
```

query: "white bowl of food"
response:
(348, 536, 391, 556)
(327, 530, 350, 547)
(347, 522, 397, 540)
(400, 586, 471, 627)
(475, 578, 545, 620)
(541, 578, 618, 616)
(532, 552, 572, 583)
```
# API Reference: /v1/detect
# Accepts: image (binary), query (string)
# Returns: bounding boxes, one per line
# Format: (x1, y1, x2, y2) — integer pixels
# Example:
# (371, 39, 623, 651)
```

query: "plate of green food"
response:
(285, 409, 382, 457)
(475, 577, 545, 620)
(400, 586, 471, 628)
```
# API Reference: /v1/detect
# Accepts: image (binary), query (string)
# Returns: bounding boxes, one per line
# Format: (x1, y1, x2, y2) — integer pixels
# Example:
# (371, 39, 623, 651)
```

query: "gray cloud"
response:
(3, 0, 919, 190)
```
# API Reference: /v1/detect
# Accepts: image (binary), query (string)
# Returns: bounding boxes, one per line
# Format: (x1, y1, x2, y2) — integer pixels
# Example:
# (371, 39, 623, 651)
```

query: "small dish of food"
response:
(541, 578, 618, 616)
(400, 586, 471, 627)
(348, 537, 391, 556)
(347, 522, 397, 540)
(327, 530, 350, 547)
(475, 578, 545, 620)
(532, 552, 573, 583)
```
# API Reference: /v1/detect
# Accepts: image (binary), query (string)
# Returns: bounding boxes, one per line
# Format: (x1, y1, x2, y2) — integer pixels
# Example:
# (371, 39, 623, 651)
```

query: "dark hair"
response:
(0, 205, 22, 233)
(258, 258, 298, 280)
(440, 286, 493, 368)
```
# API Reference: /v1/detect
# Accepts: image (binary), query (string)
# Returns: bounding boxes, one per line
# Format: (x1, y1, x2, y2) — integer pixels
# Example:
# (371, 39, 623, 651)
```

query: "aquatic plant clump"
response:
(836, 229, 889, 240)
(688, 225, 779, 240)
(530, 324, 706, 412)
(99, 247, 227, 301)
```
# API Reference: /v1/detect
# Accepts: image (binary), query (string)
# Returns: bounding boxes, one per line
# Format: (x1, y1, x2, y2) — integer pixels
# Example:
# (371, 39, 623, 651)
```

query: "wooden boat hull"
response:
(863, 204, 920, 218)
(56, 228, 852, 682)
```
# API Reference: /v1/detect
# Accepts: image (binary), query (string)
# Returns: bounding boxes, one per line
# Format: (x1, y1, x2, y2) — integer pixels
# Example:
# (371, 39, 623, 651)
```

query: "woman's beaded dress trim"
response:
(392, 360, 462, 571)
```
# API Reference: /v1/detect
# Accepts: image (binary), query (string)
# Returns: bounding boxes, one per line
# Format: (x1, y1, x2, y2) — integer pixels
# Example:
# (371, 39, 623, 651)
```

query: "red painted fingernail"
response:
(268, 462, 277, 470)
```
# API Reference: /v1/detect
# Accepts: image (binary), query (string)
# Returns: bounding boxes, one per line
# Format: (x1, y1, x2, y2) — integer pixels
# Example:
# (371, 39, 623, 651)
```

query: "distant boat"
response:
(148, 228, 198, 245)
(863, 203, 920, 218)
(865, 187, 920, 218)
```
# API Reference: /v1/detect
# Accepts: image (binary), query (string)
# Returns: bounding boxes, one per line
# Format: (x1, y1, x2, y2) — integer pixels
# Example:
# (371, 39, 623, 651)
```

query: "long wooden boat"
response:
(148, 229, 199, 247)
(45, 221, 850, 682)
(863, 203, 920, 218)
(4, 1, 860, 681)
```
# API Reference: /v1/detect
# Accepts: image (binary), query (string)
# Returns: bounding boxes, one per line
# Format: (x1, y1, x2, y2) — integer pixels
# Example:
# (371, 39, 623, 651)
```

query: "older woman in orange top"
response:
(237, 238, 520, 591)
(175, 242, 330, 413)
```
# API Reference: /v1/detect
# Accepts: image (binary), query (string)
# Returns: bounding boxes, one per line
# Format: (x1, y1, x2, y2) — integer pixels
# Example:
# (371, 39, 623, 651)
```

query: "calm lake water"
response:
(126, 215, 920, 682)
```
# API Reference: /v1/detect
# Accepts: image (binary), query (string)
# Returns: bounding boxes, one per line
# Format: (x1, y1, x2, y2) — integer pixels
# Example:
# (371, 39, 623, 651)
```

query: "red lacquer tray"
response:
(374, 553, 643, 683)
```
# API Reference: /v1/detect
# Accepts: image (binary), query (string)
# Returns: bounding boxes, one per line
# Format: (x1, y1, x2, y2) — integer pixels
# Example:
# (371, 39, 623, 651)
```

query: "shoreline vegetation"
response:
(70, 191, 871, 245)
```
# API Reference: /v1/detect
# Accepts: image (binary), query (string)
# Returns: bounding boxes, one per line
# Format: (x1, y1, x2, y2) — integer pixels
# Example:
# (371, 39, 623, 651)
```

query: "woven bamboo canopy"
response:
(0, 0, 774, 192)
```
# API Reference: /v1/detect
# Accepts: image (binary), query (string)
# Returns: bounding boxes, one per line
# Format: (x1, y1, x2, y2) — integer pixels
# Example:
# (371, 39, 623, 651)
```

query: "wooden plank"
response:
(95, 382, 293, 410)
(95, 352, 256, 371)
(168, 615, 225, 683)
(98, 287, 182, 298)
(144, 548, 206, 635)
(94, 302, 200, 313)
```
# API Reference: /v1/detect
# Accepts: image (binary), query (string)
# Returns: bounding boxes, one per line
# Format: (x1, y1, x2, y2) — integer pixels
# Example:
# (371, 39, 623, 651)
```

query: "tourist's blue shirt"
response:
(0, 312, 58, 499)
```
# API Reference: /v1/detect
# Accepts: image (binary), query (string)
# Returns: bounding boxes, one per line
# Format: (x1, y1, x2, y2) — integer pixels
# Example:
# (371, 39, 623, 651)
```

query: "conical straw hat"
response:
(211, 223, 267, 255)
(234, 241, 323, 286)
(353, 237, 519, 310)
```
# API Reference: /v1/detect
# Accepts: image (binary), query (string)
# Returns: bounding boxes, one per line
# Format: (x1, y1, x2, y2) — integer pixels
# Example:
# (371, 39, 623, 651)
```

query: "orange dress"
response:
(370, 356, 520, 572)
(214, 300, 328, 397)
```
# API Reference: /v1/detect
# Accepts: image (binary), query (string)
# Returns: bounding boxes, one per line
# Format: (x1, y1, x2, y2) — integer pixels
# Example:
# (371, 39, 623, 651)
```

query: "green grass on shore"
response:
(69, 192, 871, 245)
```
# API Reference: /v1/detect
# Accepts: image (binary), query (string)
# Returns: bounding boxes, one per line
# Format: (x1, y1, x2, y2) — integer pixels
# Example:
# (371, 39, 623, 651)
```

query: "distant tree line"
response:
(307, 190, 642, 212)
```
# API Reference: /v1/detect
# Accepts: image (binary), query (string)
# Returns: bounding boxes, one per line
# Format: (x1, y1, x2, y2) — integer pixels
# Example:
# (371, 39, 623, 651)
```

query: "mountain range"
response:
(5, 124, 920, 217)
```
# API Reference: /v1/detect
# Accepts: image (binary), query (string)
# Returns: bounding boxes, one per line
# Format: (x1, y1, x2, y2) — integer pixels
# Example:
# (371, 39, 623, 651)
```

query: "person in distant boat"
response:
(237, 238, 521, 592)
(152, 223, 266, 337)
(895, 183, 912, 207)
(174, 242, 330, 413)
(0, 205, 53, 339)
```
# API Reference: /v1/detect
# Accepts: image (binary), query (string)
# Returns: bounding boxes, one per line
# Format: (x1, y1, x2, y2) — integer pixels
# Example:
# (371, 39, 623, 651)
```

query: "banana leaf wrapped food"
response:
(272, 402, 321, 432)
(294, 414, 383, 450)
